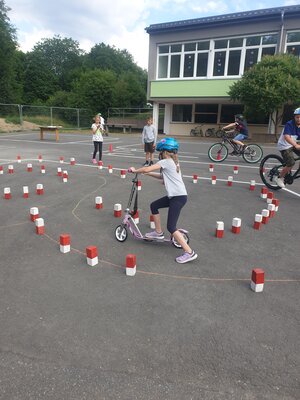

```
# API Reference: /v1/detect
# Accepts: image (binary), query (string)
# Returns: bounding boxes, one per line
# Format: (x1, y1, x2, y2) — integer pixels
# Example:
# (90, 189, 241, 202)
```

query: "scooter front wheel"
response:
(115, 225, 128, 242)
(172, 231, 190, 249)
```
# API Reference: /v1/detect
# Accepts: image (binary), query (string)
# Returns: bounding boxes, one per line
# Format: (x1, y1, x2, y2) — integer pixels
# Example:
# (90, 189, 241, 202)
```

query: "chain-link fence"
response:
(107, 107, 165, 132)
(0, 103, 93, 131)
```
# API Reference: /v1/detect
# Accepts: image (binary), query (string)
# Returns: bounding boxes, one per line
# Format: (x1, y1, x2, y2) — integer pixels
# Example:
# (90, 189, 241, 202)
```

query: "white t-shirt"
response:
(158, 158, 187, 198)
(91, 123, 103, 142)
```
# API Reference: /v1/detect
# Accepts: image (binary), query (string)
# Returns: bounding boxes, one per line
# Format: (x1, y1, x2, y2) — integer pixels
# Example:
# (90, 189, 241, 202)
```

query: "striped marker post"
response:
(250, 268, 264, 292)
(95, 196, 103, 209)
(267, 192, 274, 204)
(0, 166, 3, 174)
(59, 156, 64, 164)
(272, 198, 279, 212)
(216, 221, 224, 238)
(126, 254, 136, 276)
(27, 163, 33, 172)
(98, 161, 103, 170)
(30, 207, 39, 222)
(108, 165, 113, 173)
(137, 180, 142, 191)
(253, 214, 262, 230)
(209, 164, 214, 172)
(227, 176, 233, 187)
(60, 234, 71, 253)
(233, 166, 238, 175)
(114, 203, 122, 218)
(132, 210, 139, 224)
(35, 218, 45, 235)
(38, 155, 43, 163)
(40, 165, 46, 174)
(23, 186, 29, 198)
(249, 180, 256, 191)
(70, 157, 75, 166)
(17, 155, 21, 163)
(8, 165, 14, 174)
(211, 175, 216, 185)
(4, 187, 11, 199)
(267, 203, 276, 218)
(36, 183, 44, 195)
(232, 217, 241, 234)
(86, 246, 98, 266)
(120, 169, 126, 179)
(192, 174, 198, 184)
(261, 209, 269, 224)
(57, 167, 62, 177)
(260, 187, 268, 199)
(63, 171, 68, 183)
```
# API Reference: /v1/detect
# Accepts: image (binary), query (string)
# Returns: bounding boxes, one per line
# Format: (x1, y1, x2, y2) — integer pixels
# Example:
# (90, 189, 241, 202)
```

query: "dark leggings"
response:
(93, 141, 103, 161)
(150, 195, 187, 234)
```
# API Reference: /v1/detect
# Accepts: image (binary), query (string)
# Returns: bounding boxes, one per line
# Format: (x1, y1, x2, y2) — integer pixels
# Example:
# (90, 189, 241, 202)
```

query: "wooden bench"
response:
(106, 123, 137, 133)
(39, 126, 62, 142)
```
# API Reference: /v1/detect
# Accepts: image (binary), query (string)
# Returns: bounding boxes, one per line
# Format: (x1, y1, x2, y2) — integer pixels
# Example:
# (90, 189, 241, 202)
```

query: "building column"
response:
(152, 102, 159, 134)
(268, 111, 276, 134)
(163, 103, 172, 135)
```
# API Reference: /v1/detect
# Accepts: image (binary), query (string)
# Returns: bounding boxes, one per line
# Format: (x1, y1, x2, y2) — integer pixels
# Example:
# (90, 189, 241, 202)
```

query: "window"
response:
(172, 104, 192, 122)
(195, 104, 218, 123)
(220, 105, 244, 123)
(157, 33, 278, 79)
(286, 31, 300, 58)
(282, 104, 296, 125)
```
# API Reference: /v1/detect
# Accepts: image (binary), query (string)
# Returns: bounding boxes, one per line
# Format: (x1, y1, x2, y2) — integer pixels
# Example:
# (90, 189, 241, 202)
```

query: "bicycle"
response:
(205, 125, 224, 138)
(208, 131, 263, 163)
(190, 125, 204, 137)
(259, 154, 300, 190)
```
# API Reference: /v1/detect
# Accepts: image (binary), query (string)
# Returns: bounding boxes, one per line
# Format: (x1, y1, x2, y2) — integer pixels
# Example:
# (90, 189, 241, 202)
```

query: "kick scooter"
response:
(114, 173, 190, 248)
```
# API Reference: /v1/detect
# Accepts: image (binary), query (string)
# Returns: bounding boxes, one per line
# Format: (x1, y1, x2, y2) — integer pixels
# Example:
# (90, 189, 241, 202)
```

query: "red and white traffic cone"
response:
(227, 176, 233, 186)
(95, 196, 103, 209)
(27, 163, 33, 172)
(192, 174, 198, 184)
(267, 192, 274, 204)
(35, 218, 45, 235)
(38, 155, 43, 163)
(260, 187, 268, 199)
(57, 167, 62, 177)
(17, 155, 21, 163)
(233, 166, 238, 174)
(232, 217, 241, 234)
(40, 165, 46, 174)
(126, 254, 136, 276)
(60, 234, 71, 253)
(132, 210, 139, 224)
(36, 183, 44, 195)
(108, 165, 113, 173)
(211, 175, 217, 185)
(30, 207, 39, 222)
(114, 203, 122, 218)
(267, 203, 276, 218)
(250, 268, 264, 292)
(0, 166, 3, 174)
(98, 161, 103, 170)
(150, 214, 156, 229)
(209, 164, 214, 172)
(8, 165, 14, 174)
(4, 187, 11, 199)
(62, 171, 68, 183)
(253, 214, 262, 230)
(261, 209, 269, 224)
(59, 156, 64, 164)
(216, 221, 224, 238)
(137, 180, 142, 191)
(272, 198, 279, 212)
(120, 169, 126, 179)
(86, 246, 98, 266)
(70, 157, 75, 166)
(249, 180, 256, 191)
(23, 186, 29, 198)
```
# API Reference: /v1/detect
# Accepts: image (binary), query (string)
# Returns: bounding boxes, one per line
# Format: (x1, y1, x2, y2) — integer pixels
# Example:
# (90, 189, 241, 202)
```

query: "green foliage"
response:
(229, 54, 300, 132)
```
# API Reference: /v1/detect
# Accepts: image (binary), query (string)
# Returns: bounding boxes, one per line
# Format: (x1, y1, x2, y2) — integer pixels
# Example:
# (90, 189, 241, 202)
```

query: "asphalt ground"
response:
(0, 131, 299, 400)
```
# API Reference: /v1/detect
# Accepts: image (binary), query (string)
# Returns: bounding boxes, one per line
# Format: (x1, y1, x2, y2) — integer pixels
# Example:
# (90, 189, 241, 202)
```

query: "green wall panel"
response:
(150, 79, 238, 98)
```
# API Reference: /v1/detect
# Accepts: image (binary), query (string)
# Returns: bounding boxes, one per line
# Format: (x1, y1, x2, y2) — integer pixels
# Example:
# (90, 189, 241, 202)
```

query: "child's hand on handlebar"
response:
(128, 167, 136, 173)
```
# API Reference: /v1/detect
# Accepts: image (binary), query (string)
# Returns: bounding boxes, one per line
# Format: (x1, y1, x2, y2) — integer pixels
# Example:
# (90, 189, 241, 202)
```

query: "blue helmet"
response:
(294, 107, 300, 115)
(156, 137, 179, 153)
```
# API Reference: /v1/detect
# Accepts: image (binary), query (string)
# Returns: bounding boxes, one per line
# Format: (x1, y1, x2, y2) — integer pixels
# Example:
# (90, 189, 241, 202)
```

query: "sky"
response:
(5, 0, 300, 70)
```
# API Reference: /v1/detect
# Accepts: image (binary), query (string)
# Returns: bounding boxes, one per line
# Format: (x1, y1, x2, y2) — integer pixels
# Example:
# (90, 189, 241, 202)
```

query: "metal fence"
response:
(107, 107, 165, 132)
(0, 103, 93, 131)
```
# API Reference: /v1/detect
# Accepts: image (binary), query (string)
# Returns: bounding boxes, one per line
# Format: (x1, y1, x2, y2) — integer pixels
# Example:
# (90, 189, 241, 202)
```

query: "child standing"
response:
(130, 137, 197, 264)
(91, 114, 104, 164)
(141, 117, 157, 166)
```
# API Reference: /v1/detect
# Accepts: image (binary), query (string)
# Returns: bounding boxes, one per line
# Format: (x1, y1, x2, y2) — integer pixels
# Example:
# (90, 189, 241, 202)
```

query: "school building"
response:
(145, 5, 300, 140)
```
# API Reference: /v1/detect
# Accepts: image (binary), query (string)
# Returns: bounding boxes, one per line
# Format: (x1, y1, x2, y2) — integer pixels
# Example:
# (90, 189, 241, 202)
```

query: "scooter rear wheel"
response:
(172, 231, 190, 248)
(115, 225, 128, 242)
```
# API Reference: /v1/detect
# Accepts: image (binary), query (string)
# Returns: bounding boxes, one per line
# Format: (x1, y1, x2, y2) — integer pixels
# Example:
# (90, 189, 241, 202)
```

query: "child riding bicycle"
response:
(275, 107, 300, 188)
(223, 114, 248, 155)
(129, 137, 197, 264)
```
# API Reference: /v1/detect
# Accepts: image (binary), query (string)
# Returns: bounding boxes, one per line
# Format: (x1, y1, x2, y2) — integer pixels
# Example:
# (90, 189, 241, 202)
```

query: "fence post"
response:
(50, 107, 53, 126)
(19, 105, 23, 126)
(77, 109, 80, 129)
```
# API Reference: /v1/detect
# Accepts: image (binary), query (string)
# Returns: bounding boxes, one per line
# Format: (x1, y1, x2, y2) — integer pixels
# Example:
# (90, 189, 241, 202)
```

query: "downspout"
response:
(279, 10, 285, 53)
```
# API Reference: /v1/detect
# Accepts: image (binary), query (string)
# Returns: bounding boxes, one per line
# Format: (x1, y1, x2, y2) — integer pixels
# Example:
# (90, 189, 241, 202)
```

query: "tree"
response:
(32, 35, 84, 90)
(0, 0, 19, 103)
(229, 54, 300, 137)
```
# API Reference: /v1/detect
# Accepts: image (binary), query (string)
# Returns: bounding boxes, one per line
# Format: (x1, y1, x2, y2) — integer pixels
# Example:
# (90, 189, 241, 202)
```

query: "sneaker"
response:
(176, 250, 198, 264)
(274, 176, 285, 188)
(149, 161, 154, 166)
(143, 161, 149, 166)
(92, 159, 97, 164)
(145, 230, 164, 240)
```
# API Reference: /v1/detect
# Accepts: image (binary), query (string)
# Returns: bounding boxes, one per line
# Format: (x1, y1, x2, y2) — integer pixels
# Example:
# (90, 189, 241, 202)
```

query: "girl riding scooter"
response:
(130, 137, 197, 264)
